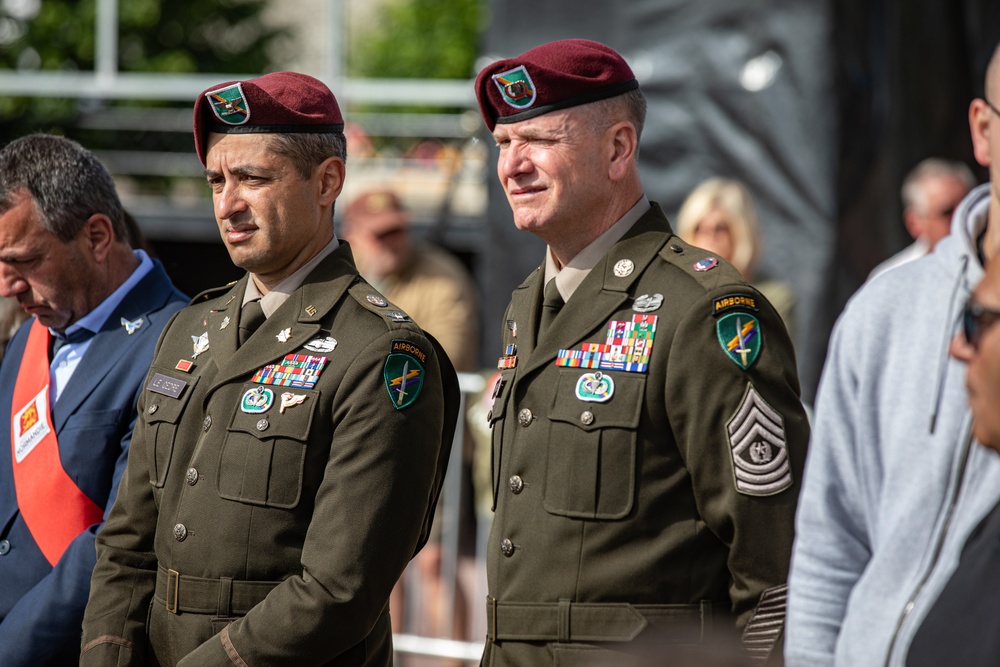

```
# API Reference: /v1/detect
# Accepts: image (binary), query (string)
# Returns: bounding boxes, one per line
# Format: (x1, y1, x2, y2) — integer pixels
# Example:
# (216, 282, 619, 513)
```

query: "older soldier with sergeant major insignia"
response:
(80, 72, 459, 666)
(475, 39, 809, 666)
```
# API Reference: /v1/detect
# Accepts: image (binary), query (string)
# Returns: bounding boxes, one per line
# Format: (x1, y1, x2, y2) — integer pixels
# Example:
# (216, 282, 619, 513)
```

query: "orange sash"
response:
(10, 320, 104, 566)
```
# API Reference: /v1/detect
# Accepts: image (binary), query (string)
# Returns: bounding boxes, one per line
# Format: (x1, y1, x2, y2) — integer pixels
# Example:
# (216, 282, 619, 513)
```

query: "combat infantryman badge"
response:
(632, 294, 663, 313)
(304, 336, 337, 353)
(205, 82, 250, 125)
(727, 383, 792, 496)
(717, 312, 761, 370)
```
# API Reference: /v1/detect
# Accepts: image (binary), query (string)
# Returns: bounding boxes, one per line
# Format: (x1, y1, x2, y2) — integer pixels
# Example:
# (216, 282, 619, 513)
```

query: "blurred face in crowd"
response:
(0, 189, 103, 332)
(492, 107, 613, 245)
(205, 132, 343, 289)
(906, 174, 970, 249)
(343, 210, 412, 282)
(950, 261, 1000, 451)
(691, 207, 735, 264)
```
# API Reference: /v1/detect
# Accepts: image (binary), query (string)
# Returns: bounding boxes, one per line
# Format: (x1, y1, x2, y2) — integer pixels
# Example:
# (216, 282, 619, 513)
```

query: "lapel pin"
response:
(613, 259, 635, 277)
(121, 317, 143, 335)
(305, 305, 317, 317)
(220, 316, 231, 330)
(277, 328, 292, 343)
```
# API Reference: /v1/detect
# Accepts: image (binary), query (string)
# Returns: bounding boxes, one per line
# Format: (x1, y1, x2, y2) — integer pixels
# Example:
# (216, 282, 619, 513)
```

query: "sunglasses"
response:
(962, 299, 1000, 351)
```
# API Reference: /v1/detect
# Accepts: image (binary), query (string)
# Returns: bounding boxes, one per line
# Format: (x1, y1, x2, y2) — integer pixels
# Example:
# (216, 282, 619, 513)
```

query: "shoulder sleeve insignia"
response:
(384, 340, 427, 409)
(727, 384, 792, 496)
(716, 311, 761, 369)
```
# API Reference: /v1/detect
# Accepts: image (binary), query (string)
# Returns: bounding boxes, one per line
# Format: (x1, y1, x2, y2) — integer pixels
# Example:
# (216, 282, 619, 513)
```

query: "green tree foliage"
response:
(349, 0, 485, 81)
(0, 0, 284, 145)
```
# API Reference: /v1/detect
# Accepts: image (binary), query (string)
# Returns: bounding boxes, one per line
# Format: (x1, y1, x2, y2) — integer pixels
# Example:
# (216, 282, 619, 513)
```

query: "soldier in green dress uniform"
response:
(80, 71, 459, 666)
(474, 39, 809, 666)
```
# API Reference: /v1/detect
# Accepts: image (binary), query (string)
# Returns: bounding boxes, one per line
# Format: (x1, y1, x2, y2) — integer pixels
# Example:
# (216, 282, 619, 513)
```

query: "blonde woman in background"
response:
(676, 177, 796, 341)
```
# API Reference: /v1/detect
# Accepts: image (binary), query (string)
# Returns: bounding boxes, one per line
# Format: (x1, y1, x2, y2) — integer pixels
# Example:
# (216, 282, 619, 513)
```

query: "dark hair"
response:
(266, 132, 348, 179)
(0, 133, 126, 242)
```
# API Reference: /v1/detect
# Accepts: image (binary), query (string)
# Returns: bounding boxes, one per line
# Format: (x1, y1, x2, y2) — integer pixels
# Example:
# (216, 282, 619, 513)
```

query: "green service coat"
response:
(482, 204, 809, 666)
(80, 245, 458, 666)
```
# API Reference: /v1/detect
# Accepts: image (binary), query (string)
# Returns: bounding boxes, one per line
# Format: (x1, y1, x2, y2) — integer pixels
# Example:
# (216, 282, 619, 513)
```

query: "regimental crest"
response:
(383, 352, 425, 410)
(205, 82, 250, 125)
(727, 384, 792, 496)
(492, 65, 537, 110)
(717, 312, 761, 370)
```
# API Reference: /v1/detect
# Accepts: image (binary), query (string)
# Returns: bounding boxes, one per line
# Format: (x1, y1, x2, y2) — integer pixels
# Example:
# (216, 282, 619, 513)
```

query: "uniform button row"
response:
(517, 408, 532, 426)
(173, 524, 188, 542)
(186, 468, 199, 486)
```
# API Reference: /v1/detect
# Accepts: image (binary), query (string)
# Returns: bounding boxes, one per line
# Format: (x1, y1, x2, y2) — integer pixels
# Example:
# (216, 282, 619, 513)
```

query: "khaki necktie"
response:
(538, 278, 564, 336)
(238, 299, 266, 346)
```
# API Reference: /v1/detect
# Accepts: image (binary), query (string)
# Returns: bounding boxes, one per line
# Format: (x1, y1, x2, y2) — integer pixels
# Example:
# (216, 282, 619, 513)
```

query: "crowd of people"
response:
(0, 34, 998, 667)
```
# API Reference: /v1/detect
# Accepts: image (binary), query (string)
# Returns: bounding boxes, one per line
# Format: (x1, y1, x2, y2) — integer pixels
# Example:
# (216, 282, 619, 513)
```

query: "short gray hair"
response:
(901, 158, 975, 213)
(0, 133, 126, 242)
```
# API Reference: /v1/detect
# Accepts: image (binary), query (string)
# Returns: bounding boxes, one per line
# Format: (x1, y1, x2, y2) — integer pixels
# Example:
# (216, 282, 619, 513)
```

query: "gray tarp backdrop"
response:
(476, 0, 1000, 403)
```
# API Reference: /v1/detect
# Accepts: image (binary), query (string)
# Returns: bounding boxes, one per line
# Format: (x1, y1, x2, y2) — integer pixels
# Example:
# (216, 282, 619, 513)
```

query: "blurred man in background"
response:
(869, 157, 975, 280)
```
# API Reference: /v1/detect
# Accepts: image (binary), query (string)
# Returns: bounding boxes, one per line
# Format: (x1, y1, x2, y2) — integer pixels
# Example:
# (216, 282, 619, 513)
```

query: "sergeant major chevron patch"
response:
(727, 384, 792, 496)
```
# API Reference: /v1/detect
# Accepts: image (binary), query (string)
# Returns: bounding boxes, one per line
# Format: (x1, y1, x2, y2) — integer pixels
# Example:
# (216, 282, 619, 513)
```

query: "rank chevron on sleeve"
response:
(555, 314, 656, 373)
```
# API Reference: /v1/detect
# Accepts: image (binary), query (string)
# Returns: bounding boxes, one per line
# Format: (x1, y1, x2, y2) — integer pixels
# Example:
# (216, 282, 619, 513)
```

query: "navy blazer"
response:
(0, 260, 186, 666)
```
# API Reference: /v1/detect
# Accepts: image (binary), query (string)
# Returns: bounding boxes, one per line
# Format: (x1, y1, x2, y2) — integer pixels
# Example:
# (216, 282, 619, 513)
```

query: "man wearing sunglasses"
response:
(786, 42, 1000, 667)
(904, 266, 1000, 665)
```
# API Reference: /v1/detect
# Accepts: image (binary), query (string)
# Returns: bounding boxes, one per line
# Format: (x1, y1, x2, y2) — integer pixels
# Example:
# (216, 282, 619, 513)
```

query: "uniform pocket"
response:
(217, 384, 319, 508)
(542, 370, 644, 520)
(145, 371, 200, 488)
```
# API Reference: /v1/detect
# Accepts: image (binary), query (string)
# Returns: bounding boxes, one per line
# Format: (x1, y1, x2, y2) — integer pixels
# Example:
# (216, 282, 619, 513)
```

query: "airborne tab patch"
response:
(712, 293, 759, 317)
(727, 384, 792, 496)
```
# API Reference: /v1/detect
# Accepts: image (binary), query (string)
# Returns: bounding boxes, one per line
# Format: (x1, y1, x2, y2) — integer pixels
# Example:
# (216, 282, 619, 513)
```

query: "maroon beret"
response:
(193, 71, 344, 165)
(475, 39, 638, 132)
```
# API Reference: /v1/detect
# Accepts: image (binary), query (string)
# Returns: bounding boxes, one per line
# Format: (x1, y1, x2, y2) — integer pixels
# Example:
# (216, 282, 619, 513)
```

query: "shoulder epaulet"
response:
(188, 280, 239, 306)
(658, 236, 745, 288)
(346, 278, 418, 328)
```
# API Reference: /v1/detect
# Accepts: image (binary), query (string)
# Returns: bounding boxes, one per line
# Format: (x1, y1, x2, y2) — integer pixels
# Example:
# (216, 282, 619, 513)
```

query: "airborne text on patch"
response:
(391, 339, 427, 365)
